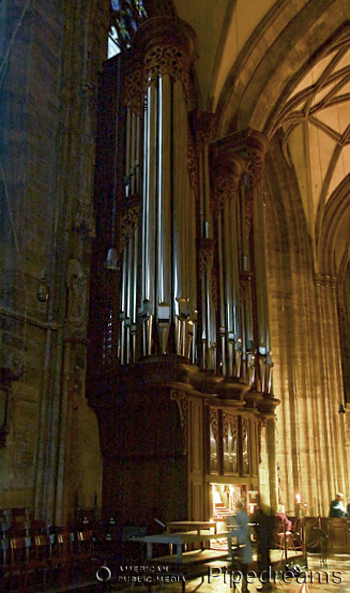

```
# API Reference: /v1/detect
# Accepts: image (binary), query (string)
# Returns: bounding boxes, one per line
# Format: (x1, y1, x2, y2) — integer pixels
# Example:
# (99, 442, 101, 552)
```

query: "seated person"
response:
(329, 493, 347, 517)
(277, 505, 292, 532)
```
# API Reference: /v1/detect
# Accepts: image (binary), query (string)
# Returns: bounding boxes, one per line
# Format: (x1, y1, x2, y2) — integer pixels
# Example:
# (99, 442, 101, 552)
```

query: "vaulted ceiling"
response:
(272, 28, 350, 270)
(173, 0, 350, 274)
(173, 0, 277, 111)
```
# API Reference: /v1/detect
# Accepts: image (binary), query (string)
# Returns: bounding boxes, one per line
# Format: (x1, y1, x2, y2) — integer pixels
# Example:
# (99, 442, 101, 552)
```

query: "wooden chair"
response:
(11, 508, 31, 523)
(30, 519, 50, 535)
(31, 534, 53, 587)
(10, 520, 31, 536)
(52, 529, 75, 587)
(275, 520, 297, 564)
(0, 521, 10, 566)
(290, 518, 304, 550)
(9, 535, 31, 586)
(74, 530, 96, 576)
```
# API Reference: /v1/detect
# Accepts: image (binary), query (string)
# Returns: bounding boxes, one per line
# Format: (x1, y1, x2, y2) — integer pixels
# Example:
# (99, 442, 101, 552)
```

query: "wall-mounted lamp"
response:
(339, 403, 346, 414)
(105, 247, 119, 271)
(37, 269, 49, 302)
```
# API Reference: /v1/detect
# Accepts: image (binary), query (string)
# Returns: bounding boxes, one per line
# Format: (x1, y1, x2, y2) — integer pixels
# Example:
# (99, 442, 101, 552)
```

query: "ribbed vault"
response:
(271, 26, 350, 271)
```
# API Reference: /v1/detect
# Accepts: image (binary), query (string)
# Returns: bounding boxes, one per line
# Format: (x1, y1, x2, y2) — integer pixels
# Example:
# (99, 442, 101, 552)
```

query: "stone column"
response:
(314, 275, 350, 512)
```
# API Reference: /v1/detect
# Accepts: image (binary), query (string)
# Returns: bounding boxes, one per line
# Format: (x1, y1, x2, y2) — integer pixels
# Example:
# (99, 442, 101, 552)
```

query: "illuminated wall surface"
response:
(0, 0, 350, 524)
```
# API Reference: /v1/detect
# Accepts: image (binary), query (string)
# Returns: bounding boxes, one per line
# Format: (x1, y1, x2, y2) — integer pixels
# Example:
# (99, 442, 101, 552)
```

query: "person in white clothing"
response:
(228, 501, 253, 592)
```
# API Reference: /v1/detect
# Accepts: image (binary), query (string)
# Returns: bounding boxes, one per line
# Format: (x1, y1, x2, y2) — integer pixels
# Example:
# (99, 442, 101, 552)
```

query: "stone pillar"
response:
(314, 275, 350, 512)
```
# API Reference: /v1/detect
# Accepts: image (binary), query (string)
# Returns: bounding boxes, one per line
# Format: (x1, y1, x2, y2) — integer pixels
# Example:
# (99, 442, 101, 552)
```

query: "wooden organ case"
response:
(87, 15, 279, 528)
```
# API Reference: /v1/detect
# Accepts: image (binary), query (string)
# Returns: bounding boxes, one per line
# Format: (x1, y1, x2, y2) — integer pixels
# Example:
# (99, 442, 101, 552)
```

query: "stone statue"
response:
(66, 242, 88, 339)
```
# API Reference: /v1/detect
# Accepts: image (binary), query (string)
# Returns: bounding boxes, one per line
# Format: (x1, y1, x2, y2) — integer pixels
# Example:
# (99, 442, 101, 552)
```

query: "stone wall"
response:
(0, 0, 108, 523)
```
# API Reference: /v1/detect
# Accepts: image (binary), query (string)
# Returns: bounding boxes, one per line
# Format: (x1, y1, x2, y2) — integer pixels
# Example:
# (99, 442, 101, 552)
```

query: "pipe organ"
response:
(88, 15, 279, 526)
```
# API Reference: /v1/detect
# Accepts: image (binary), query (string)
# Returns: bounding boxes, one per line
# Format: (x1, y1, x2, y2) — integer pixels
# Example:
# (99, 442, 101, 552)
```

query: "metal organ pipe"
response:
(120, 16, 197, 361)
(203, 143, 215, 369)
(198, 151, 207, 368)
(218, 211, 226, 375)
(230, 198, 240, 377)
(157, 76, 164, 305)
(156, 74, 172, 353)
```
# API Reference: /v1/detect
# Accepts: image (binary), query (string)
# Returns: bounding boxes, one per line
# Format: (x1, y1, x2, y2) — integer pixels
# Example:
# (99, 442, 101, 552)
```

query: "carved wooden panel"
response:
(250, 419, 258, 477)
(328, 519, 350, 553)
(190, 399, 203, 474)
(209, 407, 219, 473)
(242, 416, 249, 475)
(222, 412, 238, 474)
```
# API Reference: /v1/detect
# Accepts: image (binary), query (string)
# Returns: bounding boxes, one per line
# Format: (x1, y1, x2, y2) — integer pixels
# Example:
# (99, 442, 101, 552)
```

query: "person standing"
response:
(228, 501, 253, 593)
(329, 493, 347, 517)
(252, 498, 275, 591)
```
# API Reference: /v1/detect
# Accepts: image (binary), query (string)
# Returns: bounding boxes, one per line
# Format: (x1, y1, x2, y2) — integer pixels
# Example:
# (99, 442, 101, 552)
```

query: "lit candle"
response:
(296, 493, 301, 504)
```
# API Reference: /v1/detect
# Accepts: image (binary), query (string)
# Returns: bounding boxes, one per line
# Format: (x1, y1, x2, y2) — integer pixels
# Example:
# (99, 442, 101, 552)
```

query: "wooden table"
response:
(141, 531, 228, 562)
(128, 530, 230, 593)
(166, 521, 216, 535)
